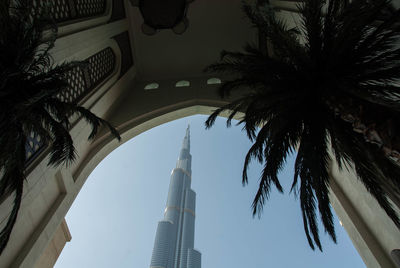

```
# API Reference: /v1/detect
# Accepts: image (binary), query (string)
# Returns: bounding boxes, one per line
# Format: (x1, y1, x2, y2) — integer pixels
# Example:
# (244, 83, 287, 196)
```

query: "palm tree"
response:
(0, 0, 120, 253)
(205, 0, 400, 250)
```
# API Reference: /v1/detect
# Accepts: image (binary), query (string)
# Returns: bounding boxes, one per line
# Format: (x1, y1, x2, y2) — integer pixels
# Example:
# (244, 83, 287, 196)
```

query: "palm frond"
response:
(0, 128, 26, 253)
(206, 0, 400, 251)
(73, 106, 121, 141)
(0, 0, 121, 254)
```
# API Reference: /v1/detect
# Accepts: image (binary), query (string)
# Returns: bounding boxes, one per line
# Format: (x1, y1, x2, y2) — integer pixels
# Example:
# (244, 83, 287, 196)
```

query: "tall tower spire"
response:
(184, 124, 190, 150)
(150, 127, 201, 268)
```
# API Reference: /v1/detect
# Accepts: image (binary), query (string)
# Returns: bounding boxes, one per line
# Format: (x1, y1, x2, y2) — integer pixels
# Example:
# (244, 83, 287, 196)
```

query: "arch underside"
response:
(1, 1, 400, 267)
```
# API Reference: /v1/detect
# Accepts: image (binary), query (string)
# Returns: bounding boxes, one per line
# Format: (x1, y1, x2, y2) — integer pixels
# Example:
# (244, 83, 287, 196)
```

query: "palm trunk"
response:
(328, 97, 400, 207)
(333, 100, 400, 162)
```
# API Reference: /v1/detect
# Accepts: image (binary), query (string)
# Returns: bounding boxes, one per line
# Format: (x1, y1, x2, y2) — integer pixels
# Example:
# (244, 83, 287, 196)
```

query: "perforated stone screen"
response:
(75, 0, 106, 18)
(58, 67, 87, 103)
(87, 47, 116, 89)
(31, 0, 71, 22)
(25, 133, 45, 164)
(32, 0, 106, 23)
(25, 47, 116, 163)
(51, 0, 73, 22)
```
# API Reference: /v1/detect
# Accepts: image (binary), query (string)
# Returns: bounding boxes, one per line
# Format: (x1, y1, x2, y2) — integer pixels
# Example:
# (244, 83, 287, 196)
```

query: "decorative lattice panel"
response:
(26, 47, 116, 164)
(87, 47, 116, 89)
(51, 0, 73, 22)
(75, 0, 107, 18)
(25, 132, 45, 162)
(31, 0, 106, 23)
(58, 67, 87, 103)
(31, 0, 72, 23)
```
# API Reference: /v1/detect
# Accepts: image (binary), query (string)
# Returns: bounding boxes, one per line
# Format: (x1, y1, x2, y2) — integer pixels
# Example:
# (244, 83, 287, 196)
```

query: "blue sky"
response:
(55, 115, 365, 268)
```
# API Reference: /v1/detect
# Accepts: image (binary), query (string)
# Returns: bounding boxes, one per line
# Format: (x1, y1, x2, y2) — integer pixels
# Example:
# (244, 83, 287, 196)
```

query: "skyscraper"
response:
(150, 126, 201, 268)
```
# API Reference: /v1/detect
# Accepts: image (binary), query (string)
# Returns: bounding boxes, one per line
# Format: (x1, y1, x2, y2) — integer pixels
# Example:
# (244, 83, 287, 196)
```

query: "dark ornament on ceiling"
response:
(130, 0, 194, 35)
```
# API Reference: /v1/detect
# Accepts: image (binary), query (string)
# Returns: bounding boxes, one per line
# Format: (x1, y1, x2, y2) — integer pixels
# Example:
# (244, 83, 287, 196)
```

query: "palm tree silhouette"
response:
(205, 0, 400, 250)
(0, 0, 120, 253)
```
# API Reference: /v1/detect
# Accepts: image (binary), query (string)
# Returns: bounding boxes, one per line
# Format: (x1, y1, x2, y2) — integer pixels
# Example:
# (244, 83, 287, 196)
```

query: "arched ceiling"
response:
(126, 0, 400, 82)
(126, 0, 258, 81)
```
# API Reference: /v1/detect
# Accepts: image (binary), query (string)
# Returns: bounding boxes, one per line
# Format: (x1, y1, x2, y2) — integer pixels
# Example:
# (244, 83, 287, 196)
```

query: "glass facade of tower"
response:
(150, 126, 201, 268)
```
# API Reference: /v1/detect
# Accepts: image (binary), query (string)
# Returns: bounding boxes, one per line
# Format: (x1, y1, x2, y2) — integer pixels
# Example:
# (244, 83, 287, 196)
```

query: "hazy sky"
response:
(55, 115, 365, 268)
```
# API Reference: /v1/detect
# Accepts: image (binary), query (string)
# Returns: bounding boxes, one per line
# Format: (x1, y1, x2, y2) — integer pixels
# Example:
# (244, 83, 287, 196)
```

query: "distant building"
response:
(150, 126, 201, 268)
(2, 1, 399, 267)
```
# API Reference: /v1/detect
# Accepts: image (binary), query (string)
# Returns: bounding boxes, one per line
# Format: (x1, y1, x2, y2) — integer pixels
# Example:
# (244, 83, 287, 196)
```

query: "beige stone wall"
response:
(34, 219, 71, 268)
(1, 1, 400, 268)
(330, 165, 400, 268)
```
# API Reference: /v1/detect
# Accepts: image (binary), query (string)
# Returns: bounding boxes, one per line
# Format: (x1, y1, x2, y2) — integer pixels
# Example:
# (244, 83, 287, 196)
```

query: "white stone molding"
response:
(52, 19, 128, 64)
(57, 0, 114, 37)
(1, 1, 400, 267)
(0, 27, 125, 268)
(330, 162, 400, 268)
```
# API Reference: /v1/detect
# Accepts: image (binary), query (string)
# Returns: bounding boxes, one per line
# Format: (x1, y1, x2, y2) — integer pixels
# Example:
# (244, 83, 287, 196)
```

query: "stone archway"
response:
(1, 0, 400, 267)
(4, 94, 400, 268)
